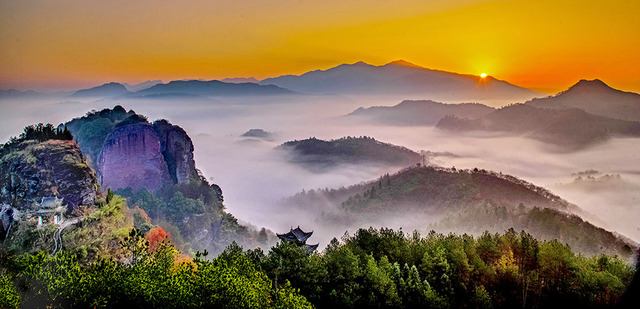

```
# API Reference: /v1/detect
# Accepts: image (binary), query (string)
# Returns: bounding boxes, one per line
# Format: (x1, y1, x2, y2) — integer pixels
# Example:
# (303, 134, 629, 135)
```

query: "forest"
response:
(1, 220, 637, 308)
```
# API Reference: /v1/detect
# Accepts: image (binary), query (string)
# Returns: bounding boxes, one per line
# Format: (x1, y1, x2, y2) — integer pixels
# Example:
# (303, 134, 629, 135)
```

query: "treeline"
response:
(0, 230, 312, 309)
(0, 227, 636, 308)
(1, 123, 73, 155)
(237, 228, 636, 309)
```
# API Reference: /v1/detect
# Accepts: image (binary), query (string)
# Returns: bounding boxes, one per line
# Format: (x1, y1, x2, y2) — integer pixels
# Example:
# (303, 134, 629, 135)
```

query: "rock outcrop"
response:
(0, 140, 98, 209)
(98, 123, 172, 192)
(153, 120, 198, 184)
(67, 106, 201, 192)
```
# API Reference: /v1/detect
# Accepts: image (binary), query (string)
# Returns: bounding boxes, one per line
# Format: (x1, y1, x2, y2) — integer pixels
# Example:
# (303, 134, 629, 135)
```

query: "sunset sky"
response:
(1, 0, 639, 93)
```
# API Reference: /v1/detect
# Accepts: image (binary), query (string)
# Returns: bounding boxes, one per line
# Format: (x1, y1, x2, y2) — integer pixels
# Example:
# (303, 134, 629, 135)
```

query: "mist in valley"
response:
(2, 93, 639, 247)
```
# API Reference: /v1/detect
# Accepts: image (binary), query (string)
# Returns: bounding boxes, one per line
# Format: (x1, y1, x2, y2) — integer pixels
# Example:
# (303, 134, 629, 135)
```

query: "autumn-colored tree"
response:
(146, 227, 169, 252)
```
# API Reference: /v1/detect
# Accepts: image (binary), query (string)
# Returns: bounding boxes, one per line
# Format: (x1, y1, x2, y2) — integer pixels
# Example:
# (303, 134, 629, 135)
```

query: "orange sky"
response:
(1, 0, 639, 93)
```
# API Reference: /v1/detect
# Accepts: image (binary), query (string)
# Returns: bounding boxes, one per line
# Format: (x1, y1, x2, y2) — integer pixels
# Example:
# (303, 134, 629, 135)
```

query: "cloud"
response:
(2, 94, 639, 245)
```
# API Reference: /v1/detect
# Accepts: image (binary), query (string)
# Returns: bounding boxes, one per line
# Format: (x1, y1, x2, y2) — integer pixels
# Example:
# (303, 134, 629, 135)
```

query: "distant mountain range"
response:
(341, 80, 640, 149)
(68, 80, 296, 99)
(277, 136, 422, 172)
(348, 100, 495, 126)
(525, 79, 640, 122)
(436, 104, 640, 149)
(221, 77, 260, 84)
(261, 60, 538, 101)
(134, 80, 296, 97)
(0, 89, 48, 99)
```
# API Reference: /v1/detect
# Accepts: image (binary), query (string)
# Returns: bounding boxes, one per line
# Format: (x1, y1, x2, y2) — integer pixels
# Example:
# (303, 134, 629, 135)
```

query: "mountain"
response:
(66, 106, 199, 192)
(123, 80, 163, 92)
(71, 82, 131, 97)
(135, 79, 297, 97)
(221, 77, 260, 84)
(526, 79, 640, 121)
(283, 165, 635, 257)
(436, 104, 640, 149)
(261, 60, 538, 101)
(0, 139, 98, 210)
(277, 136, 422, 171)
(348, 100, 495, 126)
(1, 108, 274, 259)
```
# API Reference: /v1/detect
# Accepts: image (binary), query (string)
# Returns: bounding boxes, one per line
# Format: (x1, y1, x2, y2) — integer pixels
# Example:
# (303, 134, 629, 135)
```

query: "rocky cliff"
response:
(67, 107, 201, 192)
(98, 123, 172, 192)
(0, 139, 97, 209)
(153, 120, 198, 184)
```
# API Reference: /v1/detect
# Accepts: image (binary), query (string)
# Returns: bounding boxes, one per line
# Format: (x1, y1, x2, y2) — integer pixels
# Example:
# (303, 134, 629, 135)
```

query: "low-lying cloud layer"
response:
(2, 94, 639, 245)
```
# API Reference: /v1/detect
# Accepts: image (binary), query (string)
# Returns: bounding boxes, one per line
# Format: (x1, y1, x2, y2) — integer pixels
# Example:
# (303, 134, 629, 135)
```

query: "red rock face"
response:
(153, 120, 198, 184)
(98, 124, 171, 192)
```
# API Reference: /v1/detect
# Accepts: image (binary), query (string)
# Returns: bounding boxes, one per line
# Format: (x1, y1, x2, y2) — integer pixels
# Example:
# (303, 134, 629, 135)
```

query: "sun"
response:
(480, 73, 487, 78)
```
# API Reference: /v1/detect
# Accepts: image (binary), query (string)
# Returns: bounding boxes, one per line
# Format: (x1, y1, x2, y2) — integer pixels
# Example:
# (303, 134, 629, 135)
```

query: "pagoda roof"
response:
(277, 226, 313, 243)
(305, 243, 319, 254)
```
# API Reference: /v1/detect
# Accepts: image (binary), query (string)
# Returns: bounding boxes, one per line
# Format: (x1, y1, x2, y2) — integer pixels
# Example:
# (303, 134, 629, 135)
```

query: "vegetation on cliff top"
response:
(0, 123, 73, 156)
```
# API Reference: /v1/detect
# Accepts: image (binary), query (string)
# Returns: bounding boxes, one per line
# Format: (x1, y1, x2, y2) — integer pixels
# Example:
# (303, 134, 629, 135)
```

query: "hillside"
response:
(348, 100, 495, 126)
(277, 136, 422, 171)
(284, 166, 635, 257)
(0, 139, 97, 210)
(261, 60, 537, 101)
(526, 79, 640, 121)
(436, 104, 640, 149)
(300, 166, 573, 214)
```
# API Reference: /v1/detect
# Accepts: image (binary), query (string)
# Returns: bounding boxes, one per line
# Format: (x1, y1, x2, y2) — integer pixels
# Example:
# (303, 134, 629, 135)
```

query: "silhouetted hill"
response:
(526, 79, 640, 121)
(277, 136, 421, 171)
(436, 104, 640, 149)
(135, 79, 297, 96)
(261, 60, 538, 100)
(241, 129, 274, 141)
(71, 82, 131, 97)
(348, 100, 495, 125)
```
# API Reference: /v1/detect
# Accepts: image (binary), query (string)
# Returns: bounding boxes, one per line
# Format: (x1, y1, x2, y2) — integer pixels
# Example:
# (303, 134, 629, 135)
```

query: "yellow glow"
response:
(480, 73, 487, 78)
(0, 0, 639, 93)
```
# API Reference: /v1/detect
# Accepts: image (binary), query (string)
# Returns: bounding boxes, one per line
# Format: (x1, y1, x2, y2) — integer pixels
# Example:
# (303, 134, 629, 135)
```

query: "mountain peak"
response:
(565, 79, 614, 94)
(385, 60, 423, 68)
(71, 82, 130, 97)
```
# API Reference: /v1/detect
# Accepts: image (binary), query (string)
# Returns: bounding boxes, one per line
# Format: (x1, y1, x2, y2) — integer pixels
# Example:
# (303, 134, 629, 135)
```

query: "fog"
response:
(2, 94, 639, 246)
